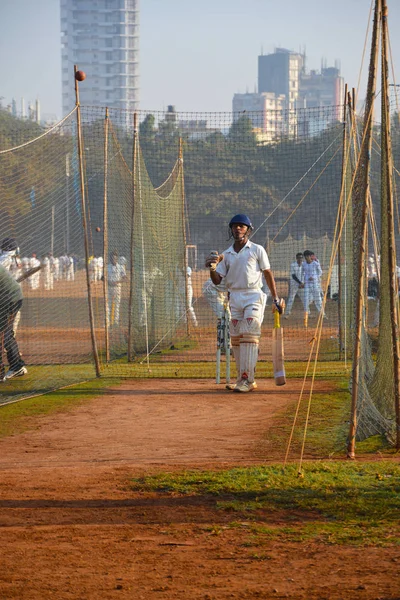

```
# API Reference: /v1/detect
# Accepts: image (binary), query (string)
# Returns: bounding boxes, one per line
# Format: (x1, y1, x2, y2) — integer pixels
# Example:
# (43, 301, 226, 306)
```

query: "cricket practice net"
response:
(0, 100, 399, 450)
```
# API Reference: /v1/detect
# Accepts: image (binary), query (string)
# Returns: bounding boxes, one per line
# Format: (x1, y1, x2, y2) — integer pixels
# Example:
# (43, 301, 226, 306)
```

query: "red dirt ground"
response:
(0, 379, 399, 600)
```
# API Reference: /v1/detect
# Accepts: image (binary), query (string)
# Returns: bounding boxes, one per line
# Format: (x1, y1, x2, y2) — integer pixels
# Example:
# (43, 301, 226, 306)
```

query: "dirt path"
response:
(0, 379, 399, 599)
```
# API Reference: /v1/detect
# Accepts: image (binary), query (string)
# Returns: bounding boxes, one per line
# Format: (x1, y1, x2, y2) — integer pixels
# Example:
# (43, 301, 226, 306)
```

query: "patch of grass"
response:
(0, 376, 121, 438)
(130, 461, 400, 545)
(264, 376, 351, 458)
(100, 360, 351, 380)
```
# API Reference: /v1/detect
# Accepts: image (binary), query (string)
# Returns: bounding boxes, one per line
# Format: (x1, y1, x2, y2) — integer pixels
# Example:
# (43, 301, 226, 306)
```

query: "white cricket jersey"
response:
(303, 260, 322, 284)
(216, 241, 270, 291)
(108, 263, 126, 285)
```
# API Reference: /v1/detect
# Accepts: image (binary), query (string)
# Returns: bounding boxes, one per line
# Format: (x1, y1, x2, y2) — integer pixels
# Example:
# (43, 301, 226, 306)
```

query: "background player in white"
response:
(206, 214, 282, 393)
(51, 254, 60, 282)
(303, 249, 324, 322)
(107, 251, 127, 326)
(96, 255, 104, 281)
(88, 256, 97, 284)
(29, 253, 41, 290)
(202, 277, 228, 319)
(186, 265, 198, 327)
(41, 254, 54, 291)
(66, 254, 75, 281)
(284, 252, 306, 318)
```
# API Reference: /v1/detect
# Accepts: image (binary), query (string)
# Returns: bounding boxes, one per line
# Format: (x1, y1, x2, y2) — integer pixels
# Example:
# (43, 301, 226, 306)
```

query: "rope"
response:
(252, 133, 343, 237)
(0, 108, 77, 154)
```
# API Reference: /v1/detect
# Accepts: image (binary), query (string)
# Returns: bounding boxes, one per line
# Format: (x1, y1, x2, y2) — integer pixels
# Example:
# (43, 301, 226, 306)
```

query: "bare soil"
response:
(0, 379, 399, 599)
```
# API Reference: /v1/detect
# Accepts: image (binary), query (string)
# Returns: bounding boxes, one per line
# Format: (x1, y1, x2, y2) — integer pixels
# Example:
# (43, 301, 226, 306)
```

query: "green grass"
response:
(0, 375, 121, 438)
(130, 461, 400, 546)
(100, 359, 351, 379)
(265, 376, 351, 458)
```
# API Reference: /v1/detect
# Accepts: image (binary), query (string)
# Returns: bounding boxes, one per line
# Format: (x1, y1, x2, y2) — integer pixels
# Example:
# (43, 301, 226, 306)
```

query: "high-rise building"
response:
(232, 92, 286, 144)
(258, 48, 303, 112)
(61, 0, 139, 116)
(299, 66, 344, 110)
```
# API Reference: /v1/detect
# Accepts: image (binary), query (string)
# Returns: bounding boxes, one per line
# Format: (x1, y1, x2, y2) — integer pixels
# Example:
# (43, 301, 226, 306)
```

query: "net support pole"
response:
(337, 83, 348, 360)
(179, 137, 190, 337)
(348, 0, 381, 458)
(128, 112, 138, 362)
(381, 0, 400, 448)
(74, 64, 101, 377)
(65, 153, 70, 254)
(103, 107, 110, 363)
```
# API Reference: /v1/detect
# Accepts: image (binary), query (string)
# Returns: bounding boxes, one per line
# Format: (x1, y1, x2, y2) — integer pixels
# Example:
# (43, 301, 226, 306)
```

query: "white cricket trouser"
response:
(30, 272, 40, 290)
(186, 284, 198, 326)
(304, 282, 323, 313)
(108, 284, 122, 325)
(229, 289, 267, 383)
(286, 282, 305, 314)
(44, 269, 54, 290)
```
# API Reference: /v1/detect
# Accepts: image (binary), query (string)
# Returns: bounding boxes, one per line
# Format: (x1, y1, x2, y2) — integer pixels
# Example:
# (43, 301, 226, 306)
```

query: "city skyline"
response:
(1, 0, 400, 121)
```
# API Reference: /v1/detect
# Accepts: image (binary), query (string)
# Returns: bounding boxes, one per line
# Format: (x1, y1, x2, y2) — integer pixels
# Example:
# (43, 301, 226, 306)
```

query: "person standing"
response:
(186, 265, 198, 327)
(206, 214, 282, 393)
(41, 254, 54, 291)
(202, 277, 228, 319)
(29, 253, 41, 289)
(303, 250, 324, 324)
(284, 252, 306, 318)
(107, 252, 127, 326)
(0, 238, 23, 333)
(0, 264, 27, 381)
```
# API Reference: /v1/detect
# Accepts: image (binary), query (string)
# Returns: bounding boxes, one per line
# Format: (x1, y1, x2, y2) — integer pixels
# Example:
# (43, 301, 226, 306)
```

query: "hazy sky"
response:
(1, 0, 400, 120)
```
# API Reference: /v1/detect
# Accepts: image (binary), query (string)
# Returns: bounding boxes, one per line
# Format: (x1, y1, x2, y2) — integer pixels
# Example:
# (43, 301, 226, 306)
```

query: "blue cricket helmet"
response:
(229, 214, 253, 230)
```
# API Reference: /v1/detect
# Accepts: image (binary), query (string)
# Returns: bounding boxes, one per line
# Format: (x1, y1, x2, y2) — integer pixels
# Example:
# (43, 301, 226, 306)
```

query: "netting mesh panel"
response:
(1, 103, 349, 399)
(0, 109, 95, 404)
(345, 88, 400, 444)
(130, 147, 187, 358)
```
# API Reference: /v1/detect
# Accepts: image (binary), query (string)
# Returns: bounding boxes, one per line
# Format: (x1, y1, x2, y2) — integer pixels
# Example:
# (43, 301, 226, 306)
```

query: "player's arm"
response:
(263, 268, 283, 314)
(263, 269, 278, 300)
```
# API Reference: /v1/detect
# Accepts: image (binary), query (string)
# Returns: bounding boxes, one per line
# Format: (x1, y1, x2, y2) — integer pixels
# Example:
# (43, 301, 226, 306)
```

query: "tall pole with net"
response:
(375, 0, 400, 447)
(103, 107, 110, 363)
(128, 113, 138, 362)
(347, 0, 381, 459)
(74, 65, 101, 377)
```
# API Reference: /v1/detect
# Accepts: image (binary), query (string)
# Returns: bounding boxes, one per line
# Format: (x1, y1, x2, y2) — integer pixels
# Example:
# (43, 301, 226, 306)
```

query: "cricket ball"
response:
(75, 70, 86, 82)
(95, 227, 101, 232)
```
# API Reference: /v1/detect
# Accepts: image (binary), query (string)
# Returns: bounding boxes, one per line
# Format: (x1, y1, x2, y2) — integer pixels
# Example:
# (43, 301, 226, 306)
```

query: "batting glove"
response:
(273, 297, 283, 314)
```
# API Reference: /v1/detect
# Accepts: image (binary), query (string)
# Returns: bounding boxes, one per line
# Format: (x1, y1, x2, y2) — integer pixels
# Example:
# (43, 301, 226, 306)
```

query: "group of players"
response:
(0, 217, 318, 391)
(285, 250, 325, 324)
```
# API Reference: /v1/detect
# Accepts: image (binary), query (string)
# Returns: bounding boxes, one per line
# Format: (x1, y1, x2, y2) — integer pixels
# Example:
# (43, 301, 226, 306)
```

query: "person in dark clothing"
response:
(0, 265, 27, 381)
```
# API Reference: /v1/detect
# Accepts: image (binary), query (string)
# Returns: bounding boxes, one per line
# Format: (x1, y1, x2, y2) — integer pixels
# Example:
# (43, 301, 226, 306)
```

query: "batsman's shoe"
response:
(234, 379, 257, 393)
(3, 366, 27, 381)
(225, 382, 238, 391)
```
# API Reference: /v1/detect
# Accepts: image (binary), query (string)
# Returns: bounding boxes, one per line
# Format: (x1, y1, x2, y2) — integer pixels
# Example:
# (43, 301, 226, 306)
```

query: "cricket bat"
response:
(272, 304, 286, 386)
(16, 265, 42, 283)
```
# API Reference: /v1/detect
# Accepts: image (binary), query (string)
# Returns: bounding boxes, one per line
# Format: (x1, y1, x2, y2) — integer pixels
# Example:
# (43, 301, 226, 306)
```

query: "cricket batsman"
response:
(205, 214, 282, 393)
